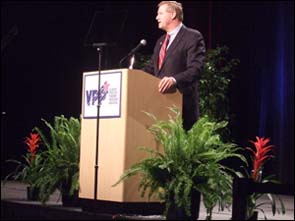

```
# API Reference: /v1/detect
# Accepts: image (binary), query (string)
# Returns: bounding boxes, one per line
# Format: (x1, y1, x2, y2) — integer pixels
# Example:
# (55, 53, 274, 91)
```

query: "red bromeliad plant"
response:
(246, 136, 274, 182)
(5, 132, 44, 188)
(244, 136, 285, 220)
(24, 133, 41, 162)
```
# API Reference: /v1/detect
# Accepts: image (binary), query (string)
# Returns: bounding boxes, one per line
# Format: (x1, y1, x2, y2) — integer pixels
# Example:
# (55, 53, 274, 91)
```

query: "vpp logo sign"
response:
(83, 71, 121, 118)
(86, 81, 110, 106)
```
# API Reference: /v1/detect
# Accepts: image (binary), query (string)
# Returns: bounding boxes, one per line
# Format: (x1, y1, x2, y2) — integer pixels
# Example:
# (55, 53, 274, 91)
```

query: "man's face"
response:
(156, 4, 174, 31)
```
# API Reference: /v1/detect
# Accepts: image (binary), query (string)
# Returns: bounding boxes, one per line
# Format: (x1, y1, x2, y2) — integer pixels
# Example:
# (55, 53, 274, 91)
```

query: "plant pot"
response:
(62, 190, 79, 207)
(247, 211, 258, 220)
(166, 189, 201, 220)
(27, 186, 39, 201)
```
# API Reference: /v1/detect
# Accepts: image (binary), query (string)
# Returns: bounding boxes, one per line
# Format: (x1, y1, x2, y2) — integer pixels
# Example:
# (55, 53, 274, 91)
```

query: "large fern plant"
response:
(33, 115, 80, 203)
(114, 107, 246, 219)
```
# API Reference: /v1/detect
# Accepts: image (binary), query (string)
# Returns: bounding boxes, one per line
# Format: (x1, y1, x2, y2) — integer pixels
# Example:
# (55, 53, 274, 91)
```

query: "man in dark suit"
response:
(143, 1, 206, 131)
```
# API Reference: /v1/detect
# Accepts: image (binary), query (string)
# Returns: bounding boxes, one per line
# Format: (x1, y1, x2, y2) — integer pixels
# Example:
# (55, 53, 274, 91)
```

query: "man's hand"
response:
(158, 76, 176, 93)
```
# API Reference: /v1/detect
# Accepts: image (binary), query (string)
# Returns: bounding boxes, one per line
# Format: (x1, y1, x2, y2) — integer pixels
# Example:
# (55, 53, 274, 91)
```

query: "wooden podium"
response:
(78, 69, 182, 214)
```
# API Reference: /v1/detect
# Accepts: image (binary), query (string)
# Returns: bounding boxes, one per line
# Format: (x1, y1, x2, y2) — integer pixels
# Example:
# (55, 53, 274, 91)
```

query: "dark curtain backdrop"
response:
(257, 2, 294, 185)
(1, 1, 294, 184)
(208, 1, 294, 184)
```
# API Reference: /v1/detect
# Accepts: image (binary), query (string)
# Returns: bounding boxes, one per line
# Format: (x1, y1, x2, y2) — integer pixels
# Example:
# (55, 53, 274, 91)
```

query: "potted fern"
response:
(33, 115, 81, 206)
(114, 107, 246, 220)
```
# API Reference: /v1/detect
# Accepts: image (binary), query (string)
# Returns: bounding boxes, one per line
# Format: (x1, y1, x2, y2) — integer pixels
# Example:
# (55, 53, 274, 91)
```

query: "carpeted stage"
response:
(1, 181, 294, 220)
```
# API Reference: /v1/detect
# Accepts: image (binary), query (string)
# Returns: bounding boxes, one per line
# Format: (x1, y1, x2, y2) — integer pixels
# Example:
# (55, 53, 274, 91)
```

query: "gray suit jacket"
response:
(144, 25, 206, 130)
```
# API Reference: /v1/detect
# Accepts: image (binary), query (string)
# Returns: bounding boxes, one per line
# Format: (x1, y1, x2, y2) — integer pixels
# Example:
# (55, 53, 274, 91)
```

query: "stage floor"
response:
(1, 181, 294, 220)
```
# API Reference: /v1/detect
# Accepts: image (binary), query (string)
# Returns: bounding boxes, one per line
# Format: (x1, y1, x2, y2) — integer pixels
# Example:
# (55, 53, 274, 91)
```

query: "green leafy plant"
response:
(114, 106, 246, 220)
(199, 45, 240, 123)
(4, 132, 44, 192)
(33, 115, 81, 204)
(134, 53, 151, 69)
(239, 136, 286, 220)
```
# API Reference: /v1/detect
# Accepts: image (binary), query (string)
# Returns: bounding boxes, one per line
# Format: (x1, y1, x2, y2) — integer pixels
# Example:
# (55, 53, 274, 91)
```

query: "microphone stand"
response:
(128, 55, 135, 69)
(93, 44, 104, 200)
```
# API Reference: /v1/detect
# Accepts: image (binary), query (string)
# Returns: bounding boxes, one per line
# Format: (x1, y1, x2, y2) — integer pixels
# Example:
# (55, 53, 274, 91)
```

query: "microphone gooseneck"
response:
(119, 39, 147, 68)
(127, 39, 147, 57)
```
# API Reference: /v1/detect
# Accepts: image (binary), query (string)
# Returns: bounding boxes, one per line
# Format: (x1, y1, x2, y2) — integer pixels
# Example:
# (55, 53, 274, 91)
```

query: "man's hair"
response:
(158, 1, 183, 21)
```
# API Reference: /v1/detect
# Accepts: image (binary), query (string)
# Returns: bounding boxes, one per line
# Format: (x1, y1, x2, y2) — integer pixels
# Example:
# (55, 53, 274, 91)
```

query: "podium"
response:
(79, 69, 182, 213)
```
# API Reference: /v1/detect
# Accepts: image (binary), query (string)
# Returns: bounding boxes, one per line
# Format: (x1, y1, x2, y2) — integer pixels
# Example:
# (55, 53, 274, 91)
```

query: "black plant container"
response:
(27, 186, 39, 201)
(248, 211, 258, 220)
(62, 190, 79, 207)
(166, 189, 201, 220)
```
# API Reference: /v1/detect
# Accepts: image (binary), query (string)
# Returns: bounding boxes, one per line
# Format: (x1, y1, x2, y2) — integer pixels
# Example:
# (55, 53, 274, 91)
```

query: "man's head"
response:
(156, 1, 183, 32)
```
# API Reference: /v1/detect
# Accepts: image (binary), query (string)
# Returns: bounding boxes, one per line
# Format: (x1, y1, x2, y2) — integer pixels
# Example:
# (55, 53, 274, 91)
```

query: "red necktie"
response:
(158, 34, 170, 70)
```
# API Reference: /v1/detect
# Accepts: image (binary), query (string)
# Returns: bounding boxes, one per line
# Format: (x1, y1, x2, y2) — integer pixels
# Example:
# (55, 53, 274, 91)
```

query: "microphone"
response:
(119, 39, 147, 67)
(127, 39, 147, 57)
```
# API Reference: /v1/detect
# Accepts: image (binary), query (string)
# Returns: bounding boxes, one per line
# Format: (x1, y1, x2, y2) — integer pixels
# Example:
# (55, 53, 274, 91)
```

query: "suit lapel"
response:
(162, 26, 185, 65)
(155, 25, 186, 74)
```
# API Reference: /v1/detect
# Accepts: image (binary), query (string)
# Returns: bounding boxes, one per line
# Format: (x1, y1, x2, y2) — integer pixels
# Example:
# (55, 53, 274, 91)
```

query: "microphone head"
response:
(140, 39, 147, 46)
